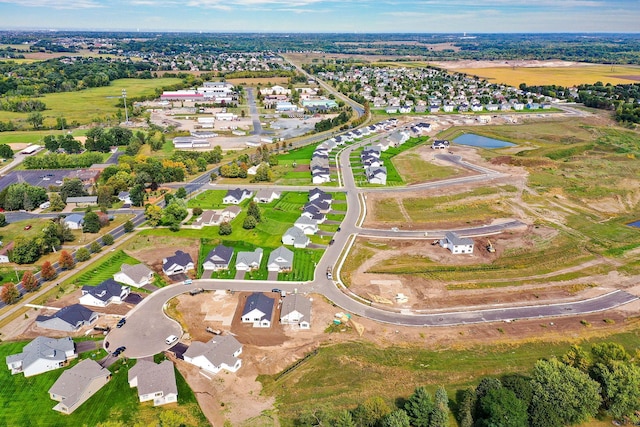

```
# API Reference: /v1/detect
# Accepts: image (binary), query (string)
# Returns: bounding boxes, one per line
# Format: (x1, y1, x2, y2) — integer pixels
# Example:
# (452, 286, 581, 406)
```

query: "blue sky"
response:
(0, 0, 637, 33)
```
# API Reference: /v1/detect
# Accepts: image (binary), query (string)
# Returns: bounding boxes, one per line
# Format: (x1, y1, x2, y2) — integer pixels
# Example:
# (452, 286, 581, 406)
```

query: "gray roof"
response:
(281, 294, 311, 320)
(117, 263, 153, 283)
(6, 336, 74, 370)
(236, 248, 263, 267)
(207, 245, 234, 265)
(48, 359, 108, 407)
(81, 279, 127, 303)
(184, 335, 242, 369)
(295, 216, 317, 227)
(128, 360, 177, 398)
(283, 227, 309, 246)
(224, 188, 251, 202)
(242, 292, 274, 319)
(267, 246, 294, 268)
(445, 231, 473, 246)
(64, 213, 84, 224)
(36, 304, 96, 329)
(66, 196, 98, 204)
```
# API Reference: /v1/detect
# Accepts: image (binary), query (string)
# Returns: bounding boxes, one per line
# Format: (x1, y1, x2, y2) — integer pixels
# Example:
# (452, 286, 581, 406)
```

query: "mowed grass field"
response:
(0, 77, 182, 128)
(457, 64, 640, 86)
(226, 77, 290, 87)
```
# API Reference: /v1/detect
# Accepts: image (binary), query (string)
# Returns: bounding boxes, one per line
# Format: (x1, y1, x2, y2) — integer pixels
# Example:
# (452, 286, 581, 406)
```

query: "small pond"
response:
(628, 220, 640, 228)
(453, 133, 516, 148)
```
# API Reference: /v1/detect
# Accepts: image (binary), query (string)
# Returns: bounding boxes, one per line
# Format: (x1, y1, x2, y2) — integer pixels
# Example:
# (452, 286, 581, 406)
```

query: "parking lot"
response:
(0, 169, 73, 189)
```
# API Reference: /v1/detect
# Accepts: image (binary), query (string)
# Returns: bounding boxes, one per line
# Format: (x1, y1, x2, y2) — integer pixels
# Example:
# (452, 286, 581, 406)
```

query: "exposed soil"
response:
(432, 60, 594, 69)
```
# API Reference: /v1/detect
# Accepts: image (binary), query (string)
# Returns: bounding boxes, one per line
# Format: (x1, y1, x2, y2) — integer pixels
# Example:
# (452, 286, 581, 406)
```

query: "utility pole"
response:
(122, 89, 129, 124)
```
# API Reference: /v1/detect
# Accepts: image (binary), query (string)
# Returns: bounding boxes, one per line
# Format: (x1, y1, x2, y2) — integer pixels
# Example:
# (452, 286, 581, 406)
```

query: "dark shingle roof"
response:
(242, 293, 274, 319)
(163, 250, 193, 269)
(207, 245, 234, 264)
(81, 279, 126, 302)
(36, 304, 95, 327)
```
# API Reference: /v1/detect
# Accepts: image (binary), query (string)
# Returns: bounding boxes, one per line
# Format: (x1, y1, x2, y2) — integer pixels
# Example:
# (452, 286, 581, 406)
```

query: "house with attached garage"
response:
(235, 248, 263, 271)
(222, 188, 252, 205)
(36, 304, 98, 332)
(221, 205, 241, 220)
(6, 336, 76, 377)
(63, 214, 84, 230)
(128, 360, 178, 407)
(301, 205, 326, 223)
(241, 292, 275, 328)
(309, 188, 332, 203)
(254, 189, 281, 204)
(203, 244, 234, 271)
(79, 279, 130, 307)
(162, 250, 195, 275)
(183, 335, 243, 375)
(431, 140, 450, 150)
(193, 210, 223, 228)
(113, 263, 154, 288)
(48, 359, 110, 414)
(440, 231, 474, 254)
(267, 246, 294, 272)
(280, 294, 312, 329)
(282, 227, 311, 248)
(366, 166, 388, 185)
(294, 216, 319, 235)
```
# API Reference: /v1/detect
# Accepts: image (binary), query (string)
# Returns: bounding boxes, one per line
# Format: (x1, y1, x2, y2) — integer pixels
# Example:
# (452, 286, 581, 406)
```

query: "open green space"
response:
(392, 151, 457, 184)
(259, 329, 640, 427)
(63, 250, 141, 286)
(0, 77, 182, 129)
(0, 342, 207, 427)
(0, 129, 88, 145)
(186, 190, 227, 209)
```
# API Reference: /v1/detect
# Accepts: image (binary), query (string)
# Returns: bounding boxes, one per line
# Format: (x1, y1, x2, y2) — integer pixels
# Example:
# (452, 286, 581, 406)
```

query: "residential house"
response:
(65, 196, 98, 207)
(0, 241, 13, 263)
(128, 360, 178, 407)
(440, 231, 474, 254)
(301, 205, 326, 223)
(79, 279, 130, 307)
(64, 214, 84, 230)
(235, 248, 263, 271)
(254, 189, 280, 204)
(222, 188, 252, 205)
(48, 359, 110, 414)
(280, 294, 312, 329)
(183, 335, 243, 375)
(267, 246, 294, 272)
(193, 210, 222, 228)
(241, 293, 275, 328)
(366, 166, 388, 185)
(113, 263, 154, 288)
(221, 206, 241, 220)
(162, 250, 195, 276)
(309, 188, 332, 205)
(282, 227, 311, 248)
(431, 140, 450, 150)
(36, 304, 98, 332)
(6, 336, 76, 377)
(117, 191, 132, 206)
(293, 216, 319, 235)
(202, 245, 234, 271)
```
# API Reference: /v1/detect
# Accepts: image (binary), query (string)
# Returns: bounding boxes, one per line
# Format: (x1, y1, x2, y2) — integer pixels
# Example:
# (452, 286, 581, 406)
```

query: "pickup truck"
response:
(189, 287, 204, 296)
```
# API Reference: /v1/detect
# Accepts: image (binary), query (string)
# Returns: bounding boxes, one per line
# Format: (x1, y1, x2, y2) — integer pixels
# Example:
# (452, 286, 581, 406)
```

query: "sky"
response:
(0, 0, 638, 33)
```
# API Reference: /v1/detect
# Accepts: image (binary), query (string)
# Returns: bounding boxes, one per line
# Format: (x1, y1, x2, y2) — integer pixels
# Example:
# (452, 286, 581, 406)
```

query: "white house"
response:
(431, 140, 450, 150)
(222, 188, 252, 205)
(128, 360, 178, 407)
(293, 216, 319, 235)
(79, 279, 130, 307)
(255, 189, 280, 204)
(36, 304, 98, 332)
(241, 292, 274, 328)
(267, 246, 294, 272)
(6, 336, 76, 377)
(203, 245, 234, 271)
(162, 251, 195, 276)
(48, 359, 110, 414)
(183, 335, 243, 375)
(113, 263, 154, 288)
(280, 294, 312, 329)
(282, 227, 311, 248)
(64, 214, 84, 230)
(366, 166, 388, 185)
(235, 248, 263, 271)
(440, 231, 474, 254)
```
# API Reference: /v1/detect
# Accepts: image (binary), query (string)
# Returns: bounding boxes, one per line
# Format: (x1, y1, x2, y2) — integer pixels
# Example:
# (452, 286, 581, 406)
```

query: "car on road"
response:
(337, 227, 341, 232)
(116, 318, 126, 328)
(23, 225, 32, 230)
(165, 335, 179, 346)
(391, 227, 399, 232)
(112, 346, 126, 357)
(271, 288, 282, 294)
(329, 239, 335, 245)
(183, 279, 193, 285)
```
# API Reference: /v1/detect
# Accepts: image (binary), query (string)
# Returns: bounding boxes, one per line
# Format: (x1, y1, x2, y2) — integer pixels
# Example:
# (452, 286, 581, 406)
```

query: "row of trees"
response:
(44, 134, 83, 154)
(0, 182, 47, 211)
(23, 151, 103, 170)
(0, 98, 46, 113)
(315, 110, 351, 132)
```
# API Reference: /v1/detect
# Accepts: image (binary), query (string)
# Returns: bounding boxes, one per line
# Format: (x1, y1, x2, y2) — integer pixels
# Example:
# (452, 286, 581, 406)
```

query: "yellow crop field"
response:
(226, 77, 290, 87)
(458, 65, 640, 87)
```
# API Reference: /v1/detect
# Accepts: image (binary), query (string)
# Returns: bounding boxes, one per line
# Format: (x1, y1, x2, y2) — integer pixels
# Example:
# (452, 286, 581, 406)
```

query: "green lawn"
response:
(63, 250, 141, 286)
(0, 77, 183, 129)
(186, 190, 227, 209)
(0, 342, 208, 426)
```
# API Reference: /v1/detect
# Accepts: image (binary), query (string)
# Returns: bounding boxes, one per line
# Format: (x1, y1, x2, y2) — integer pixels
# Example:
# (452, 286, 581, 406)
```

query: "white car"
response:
(165, 335, 179, 345)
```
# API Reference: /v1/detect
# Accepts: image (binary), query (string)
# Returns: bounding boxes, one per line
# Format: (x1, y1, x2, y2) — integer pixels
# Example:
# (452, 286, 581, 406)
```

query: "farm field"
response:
(226, 77, 290, 87)
(0, 342, 207, 427)
(455, 64, 640, 87)
(0, 77, 182, 128)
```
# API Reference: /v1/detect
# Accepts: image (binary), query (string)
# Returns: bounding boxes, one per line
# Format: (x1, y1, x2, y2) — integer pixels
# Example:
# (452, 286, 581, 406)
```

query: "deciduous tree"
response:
(144, 204, 163, 227)
(90, 241, 102, 253)
(219, 221, 232, 235)
(123, 220, 135, 233)
(83, 212, 101, 233)
(0, 283, 20, 304)
(48, 193, 65, 211)
(40, 261, 57, 281)
(75, 247, 91, 262)
(102, 234, 114, 245)
(58, 250, 75, 269)
(21, 271, 39, 292)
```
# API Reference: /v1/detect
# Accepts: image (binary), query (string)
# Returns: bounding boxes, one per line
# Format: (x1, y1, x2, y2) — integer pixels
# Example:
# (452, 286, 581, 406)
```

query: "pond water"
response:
(628, 220, 640, 228)
(453, 133, 516, 148)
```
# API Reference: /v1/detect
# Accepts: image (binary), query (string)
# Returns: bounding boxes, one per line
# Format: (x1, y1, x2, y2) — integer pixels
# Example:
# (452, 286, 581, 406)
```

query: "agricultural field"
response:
(0, 77, 182, 128)
(226, 77, 290, 87)
(0, 342, 207, 427)
(259, 329, 640, 427)
(454, 64, 640, 87)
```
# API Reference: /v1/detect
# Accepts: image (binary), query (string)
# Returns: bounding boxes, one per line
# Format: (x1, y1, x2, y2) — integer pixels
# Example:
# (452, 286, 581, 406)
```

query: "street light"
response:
(122, 89, 129, 124)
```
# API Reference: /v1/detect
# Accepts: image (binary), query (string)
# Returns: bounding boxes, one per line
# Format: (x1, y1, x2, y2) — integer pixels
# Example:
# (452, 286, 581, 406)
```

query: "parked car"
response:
(337, 227, 341, 232)
(189, 287, 204, 296)
(112, 346, 126, 357)
(329, 239, 335, 245)
(116, 318, 126, 328)
(183, 279, 193, 285)
(165, 335, 179, 346)
(23, 225, 32, 230)
(271, 288, 282, 294)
